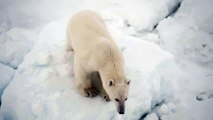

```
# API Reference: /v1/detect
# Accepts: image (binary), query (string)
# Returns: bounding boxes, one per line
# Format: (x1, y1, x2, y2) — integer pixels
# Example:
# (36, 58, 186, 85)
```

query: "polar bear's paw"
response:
(84, 87, 99, 98)
(100, 90, 110, 102)
(103, 95, 110, 102)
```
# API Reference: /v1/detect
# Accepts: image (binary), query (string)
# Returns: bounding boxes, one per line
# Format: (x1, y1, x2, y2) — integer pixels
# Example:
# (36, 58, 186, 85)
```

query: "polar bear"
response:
(67, 10, 130, 114)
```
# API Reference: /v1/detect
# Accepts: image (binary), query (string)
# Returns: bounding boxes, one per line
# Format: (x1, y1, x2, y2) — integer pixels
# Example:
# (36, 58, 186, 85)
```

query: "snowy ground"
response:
(0, 0, 213, 120)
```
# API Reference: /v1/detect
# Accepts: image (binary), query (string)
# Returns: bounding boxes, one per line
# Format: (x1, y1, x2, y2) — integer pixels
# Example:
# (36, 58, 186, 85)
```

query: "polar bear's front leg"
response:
(74, 60, 99, 97)
(75, 71, 99, 97)
(100, 88, 110, 102)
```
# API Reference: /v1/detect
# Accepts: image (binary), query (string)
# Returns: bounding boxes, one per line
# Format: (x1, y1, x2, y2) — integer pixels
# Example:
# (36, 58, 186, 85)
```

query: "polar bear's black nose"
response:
(119, 110, 124, 114)
(118, 105, 125, 114)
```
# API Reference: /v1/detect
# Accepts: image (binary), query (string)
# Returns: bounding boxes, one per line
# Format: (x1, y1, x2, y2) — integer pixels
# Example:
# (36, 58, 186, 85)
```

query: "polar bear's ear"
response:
(126, 80, 131, 85)
(108, 79, 115, 86)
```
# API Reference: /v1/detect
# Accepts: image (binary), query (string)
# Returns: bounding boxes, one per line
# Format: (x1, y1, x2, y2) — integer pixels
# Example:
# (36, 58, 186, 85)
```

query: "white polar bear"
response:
(67, 10, 130, 114)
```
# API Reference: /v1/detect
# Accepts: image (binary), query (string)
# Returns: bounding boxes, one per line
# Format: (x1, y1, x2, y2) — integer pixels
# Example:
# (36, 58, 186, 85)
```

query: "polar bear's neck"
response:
(99, 59, 126, 84)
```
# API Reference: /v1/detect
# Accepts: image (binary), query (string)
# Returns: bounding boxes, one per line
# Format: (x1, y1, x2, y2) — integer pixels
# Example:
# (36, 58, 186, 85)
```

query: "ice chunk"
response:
(156, 0, 213, 67)
(0, 63, 15, 99)
(99, 0, 182, 31)
(0, 28, 36, 68)
(144, 113, 158, 120)
(157, 104, 169, 115)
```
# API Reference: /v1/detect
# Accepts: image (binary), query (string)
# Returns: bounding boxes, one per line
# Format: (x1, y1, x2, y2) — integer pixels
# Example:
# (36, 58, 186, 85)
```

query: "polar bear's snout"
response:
(118, 102, 125, 114)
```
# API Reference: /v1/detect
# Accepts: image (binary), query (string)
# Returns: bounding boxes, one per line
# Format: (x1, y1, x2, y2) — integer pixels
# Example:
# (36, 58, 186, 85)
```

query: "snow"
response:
(166, 102, 176, 113)
(155, 0, 213, 119)
(98, 0, 182, 31)
(156, 0, 213, 67)
(0, 63, 14, 100)
(0, 27, 36, 68)
(144, 113, 158, 120)
(0, 0, 213, 119)
(35, 51, 52, 66)
(157, 104, 169, 116)
(0, 20, 178, 119)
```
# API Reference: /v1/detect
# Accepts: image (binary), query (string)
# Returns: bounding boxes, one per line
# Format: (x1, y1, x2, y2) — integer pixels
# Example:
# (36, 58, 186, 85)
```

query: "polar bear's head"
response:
(105, 79, 130, 114)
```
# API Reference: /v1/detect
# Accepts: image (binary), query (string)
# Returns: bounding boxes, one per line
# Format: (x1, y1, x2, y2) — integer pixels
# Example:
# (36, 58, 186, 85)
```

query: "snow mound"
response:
(157, 104, 169, 115)
(0, 21, 177, 120)
(144, 113, 158, 120)
(79, 0, 181, 32)
(156, 0, 213, 67)
(0, 28, 36, 68)
(0, 63, 14, 100)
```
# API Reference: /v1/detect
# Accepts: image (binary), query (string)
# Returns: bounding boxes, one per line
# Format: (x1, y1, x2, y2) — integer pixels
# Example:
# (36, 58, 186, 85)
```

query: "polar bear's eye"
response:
(125, 98, 128, 101)
(115, 98, 119, 102)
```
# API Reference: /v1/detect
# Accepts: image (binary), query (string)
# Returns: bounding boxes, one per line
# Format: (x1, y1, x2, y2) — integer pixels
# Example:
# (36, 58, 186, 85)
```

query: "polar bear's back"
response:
(67, 10, 112, 52)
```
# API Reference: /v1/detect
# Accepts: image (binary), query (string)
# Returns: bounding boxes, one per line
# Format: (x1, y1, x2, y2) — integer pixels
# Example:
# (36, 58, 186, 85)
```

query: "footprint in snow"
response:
(196, 92, 213, 101)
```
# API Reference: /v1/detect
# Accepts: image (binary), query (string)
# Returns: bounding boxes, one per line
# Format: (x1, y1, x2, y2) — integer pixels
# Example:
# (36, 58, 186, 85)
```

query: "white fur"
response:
(67, 10, 129, 114)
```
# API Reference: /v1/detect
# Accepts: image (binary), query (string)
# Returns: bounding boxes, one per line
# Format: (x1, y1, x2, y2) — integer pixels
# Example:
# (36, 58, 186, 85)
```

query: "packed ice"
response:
(0, 0, 212, 120)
